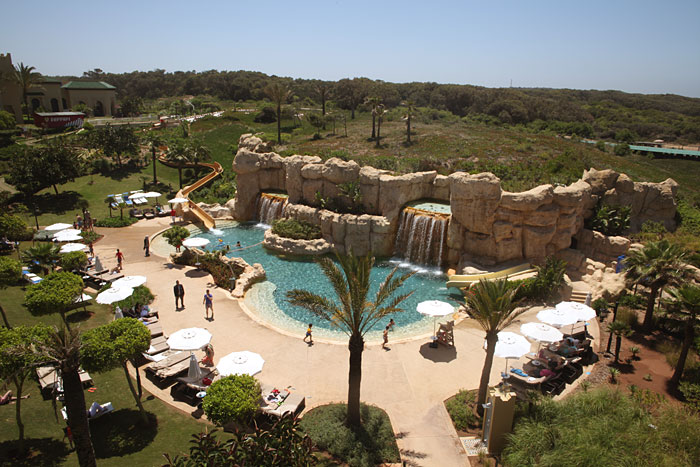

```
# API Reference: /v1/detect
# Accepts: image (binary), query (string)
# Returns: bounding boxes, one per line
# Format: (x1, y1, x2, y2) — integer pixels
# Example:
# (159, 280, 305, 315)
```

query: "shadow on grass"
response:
(419, 342, 457, 362)
(0, 437, 71, 467)
(33, 191, 87, 215)
(90, 409, 158, 459)
(66, 309, 94, 324)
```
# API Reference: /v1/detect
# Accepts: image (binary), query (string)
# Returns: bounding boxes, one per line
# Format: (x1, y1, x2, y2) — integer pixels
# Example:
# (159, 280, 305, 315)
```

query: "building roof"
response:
(41, 78, 63, 84)
(61, 81, 116, 90)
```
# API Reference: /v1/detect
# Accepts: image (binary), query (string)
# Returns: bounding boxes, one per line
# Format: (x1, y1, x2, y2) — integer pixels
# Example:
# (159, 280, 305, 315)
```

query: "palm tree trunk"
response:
(346, 332, 364, 427)
(407, 115, 411, 143)
(606, 327, 614, 353)
(643, 286, 659, 332)
(351, 107, 355, 119)
(63, 368, 97, 467)
(477, 333, 498, 415)
(123, 362, 148, 423)
(614, 335, 622, 362)
(277, 103, 282, 144)
(371, 115, 376, 139)
(53, 185, 59, 195)
(375, 118, 381, 147)
(670, 317, 695, 385)
(178, 168, 183, 189)
(0, 303, 11, 328)
(152, 147, 158, 184)
(13, 376, 24, 445)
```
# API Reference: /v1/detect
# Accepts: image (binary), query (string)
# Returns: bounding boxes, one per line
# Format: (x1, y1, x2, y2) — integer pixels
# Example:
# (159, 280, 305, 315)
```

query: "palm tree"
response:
(165, 140, 190, 189)
(315, 83, 331, 129)
(624, 240, 690, 332)
(375, 104, 386, 148)
(404, 100, 416, 143)
(365, 97, 380, 139)
(105, 195, 114, 218)
(668, 284, 700, 385)
(21, 243, 61, 274)
(12, 63, 43, 121)
(143, 133, 165, 185)
(464, 279, 524, 414)
(36, 326, 96, 467)
(286, 253, 415, 427)
(606, 321, 631, 363)
(264, 82, 293, 144)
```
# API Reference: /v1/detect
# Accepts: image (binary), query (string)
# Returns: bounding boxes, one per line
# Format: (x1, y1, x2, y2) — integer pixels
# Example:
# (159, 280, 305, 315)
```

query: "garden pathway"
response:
(92, 218, 599, 467)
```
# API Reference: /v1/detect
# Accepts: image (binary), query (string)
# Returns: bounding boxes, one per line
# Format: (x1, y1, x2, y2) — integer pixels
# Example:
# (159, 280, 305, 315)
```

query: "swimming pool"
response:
(161, 221, 460, 342)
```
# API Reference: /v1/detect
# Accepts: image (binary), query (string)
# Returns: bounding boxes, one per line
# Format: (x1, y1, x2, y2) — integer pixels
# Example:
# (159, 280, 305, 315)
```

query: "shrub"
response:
(272, 218, 321, 240)
(95, 216, 138, 228)
(616, 308, 639, 328)
(202, 375, 260, 426)
(445, 389, 480, 431)
(80, 231, 100, 244)
(101, 284, 155, 310)
(592, 298, 609, 317)
(300, 403, 400, 467)
(513, 256, 566, 302)
(60, 251, 88, 272)
(254, 106, 277, 123)
(163, 225, 190, 249)
(679, 382, 700, 411)
(0, 214, 31, 241)
(619, 294, 645, 309)
(585, 203, 631, 236)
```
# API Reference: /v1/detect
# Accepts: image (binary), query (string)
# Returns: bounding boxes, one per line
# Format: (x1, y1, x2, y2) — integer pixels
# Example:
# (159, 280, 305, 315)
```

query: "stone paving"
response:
(91, 218, 599, 467)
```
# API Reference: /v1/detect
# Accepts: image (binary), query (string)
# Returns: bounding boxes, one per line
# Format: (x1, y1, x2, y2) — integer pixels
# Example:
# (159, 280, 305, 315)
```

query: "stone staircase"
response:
(570, 289, 591, 304)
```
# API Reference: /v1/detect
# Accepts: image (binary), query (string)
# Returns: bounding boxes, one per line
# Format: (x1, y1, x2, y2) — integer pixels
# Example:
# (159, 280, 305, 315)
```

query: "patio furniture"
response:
(129, 208, 144, 219)
(260, 384, 306, 418)
(143, 208, 156, 219)
(436, 320, 455, 347)
(145, 335, 169, 356)
(145, 320, 163, 338)
(62, 401, 113, 421)
(560, 322, 587, 340)
(37, 366, 92, 392)
(145, 351, 190, 381)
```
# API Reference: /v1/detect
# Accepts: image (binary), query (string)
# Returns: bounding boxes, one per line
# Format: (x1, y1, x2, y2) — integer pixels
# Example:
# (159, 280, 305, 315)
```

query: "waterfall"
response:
(394, 207, 449, 267)
(256, 193, 288, 225)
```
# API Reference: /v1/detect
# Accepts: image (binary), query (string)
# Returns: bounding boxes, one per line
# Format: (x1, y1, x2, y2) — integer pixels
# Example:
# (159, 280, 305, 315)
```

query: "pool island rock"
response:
(218, 134, 678, 268)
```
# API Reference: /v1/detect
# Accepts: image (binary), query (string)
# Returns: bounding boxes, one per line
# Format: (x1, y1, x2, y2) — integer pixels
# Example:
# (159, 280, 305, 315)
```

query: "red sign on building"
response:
(33, 112, 86, 129)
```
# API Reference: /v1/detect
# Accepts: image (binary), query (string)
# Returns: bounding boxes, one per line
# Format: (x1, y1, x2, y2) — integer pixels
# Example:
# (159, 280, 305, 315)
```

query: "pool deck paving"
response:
(92, 218, 599, 467)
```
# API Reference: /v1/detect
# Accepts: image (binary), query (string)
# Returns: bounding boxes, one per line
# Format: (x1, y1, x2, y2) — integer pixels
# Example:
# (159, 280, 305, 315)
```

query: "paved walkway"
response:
(92, 219, 599, 467)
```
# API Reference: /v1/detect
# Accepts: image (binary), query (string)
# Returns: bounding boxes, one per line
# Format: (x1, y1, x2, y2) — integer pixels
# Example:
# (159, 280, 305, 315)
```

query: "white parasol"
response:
(168, 197, 188, 204)
(492, 331, 532, 380)
(187, 353, 203, 380)
(167, 328, 212, 351)
(417, 300, 455, 337)
(520, 322, 564, 343)
(44, 223, 73, 231)
(53, 233, 83, 242)
(217, 351, 265, 377)
(94, 256, 104, 272)
(555, 301, 597, 322)
(114, 306, 124, 320)
(60, 243, 87, 253)
(96, 286, 134, 305)
(536, 307, 578, 327)
(112, 275, 147, 289)
(182, 237, 210, 248)
(53, 229, 81, 237)
(141, 191, 162, 198)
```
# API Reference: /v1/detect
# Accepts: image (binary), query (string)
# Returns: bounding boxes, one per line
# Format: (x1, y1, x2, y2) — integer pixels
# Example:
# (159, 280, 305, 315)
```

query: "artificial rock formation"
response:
(262, 230, 332, 256)
(231, 134, 678, 266)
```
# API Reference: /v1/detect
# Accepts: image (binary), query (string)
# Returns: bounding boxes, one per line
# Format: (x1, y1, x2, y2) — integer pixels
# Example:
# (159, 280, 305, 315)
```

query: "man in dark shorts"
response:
(203, 289, 214, 319)
(174, 280, 185, 309)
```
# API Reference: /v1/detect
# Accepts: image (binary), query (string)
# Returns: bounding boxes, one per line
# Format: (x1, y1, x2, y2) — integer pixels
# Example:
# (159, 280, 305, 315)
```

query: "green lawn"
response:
(0, 279, 208, 465)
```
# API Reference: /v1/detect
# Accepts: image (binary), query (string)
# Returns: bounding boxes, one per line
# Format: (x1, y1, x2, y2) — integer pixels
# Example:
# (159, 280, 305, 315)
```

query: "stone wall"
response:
(231, 134, 678, 266)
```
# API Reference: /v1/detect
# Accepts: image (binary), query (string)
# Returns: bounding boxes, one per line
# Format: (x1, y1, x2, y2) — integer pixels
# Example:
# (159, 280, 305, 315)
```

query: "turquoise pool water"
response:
(406, 199, 452, 215)
(191, 222, 459, 342)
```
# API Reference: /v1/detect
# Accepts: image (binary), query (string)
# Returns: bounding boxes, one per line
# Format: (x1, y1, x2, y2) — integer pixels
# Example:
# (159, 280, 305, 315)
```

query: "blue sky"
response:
(3, 0, 700, 97)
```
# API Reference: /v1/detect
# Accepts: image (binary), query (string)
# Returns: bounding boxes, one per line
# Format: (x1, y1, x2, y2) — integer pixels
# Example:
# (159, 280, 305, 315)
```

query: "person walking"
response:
(88, 242, 94, 257)
(143, 236, 150, 257)
(115, 249, 124, 271)
(303, 323, 313, 344)
(174, 280, 185, 309)
(203, 289, 214, 319)
(170, 208, 176, 223)
(382, 325, 390, 350)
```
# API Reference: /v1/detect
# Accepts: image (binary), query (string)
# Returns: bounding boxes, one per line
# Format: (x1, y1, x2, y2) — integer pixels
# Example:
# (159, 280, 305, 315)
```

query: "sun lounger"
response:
(37, 366, 92, 391)
(260, 384, 306, 418)
(144, 335, 169, 356)
(129, 208, 144, 219)
(143, 208, 156, 219)
(145, 351, 190, 380)
(62, 401, 113, 421)
(145, 320, 163, 338)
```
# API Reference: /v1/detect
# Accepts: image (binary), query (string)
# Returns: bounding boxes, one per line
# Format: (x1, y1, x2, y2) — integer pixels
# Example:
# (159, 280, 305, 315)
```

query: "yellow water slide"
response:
(446, 263, 536, 288)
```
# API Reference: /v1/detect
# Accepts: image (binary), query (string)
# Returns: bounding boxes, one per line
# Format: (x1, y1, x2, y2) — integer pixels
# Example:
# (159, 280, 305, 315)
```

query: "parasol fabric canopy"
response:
(53, 229, 81, 237)
(60, 243, 87, 253)
(182, 237, 210, 248)
(45, 223, 73, 231)
(416, 300, 454, 317)
(141, 191, 162, 198)
(167, 328, 212, 351)
(536, 308, 578, 327)
(493, 332, 532, 359)
(217, 351, 265, 377)
(96, 286, 134, 304)
(112, 275, 147, 289)
(520, 322, 564, 343)
(187, 354, 203, 380)
(168, 197, 188, 204)
(555, 301, 596, 322)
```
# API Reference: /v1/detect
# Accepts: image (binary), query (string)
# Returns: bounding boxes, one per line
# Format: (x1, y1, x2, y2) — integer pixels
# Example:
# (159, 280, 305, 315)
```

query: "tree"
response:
(165, 140, 190, 189)
(143, 132, 165, 184)
(404, 100, 416, 143)
(624, 240, 690, 332)
(0, 325, 50, 449)
(202, 374, 261, 426)
(36, 326, 96, 467)
(335, 78, 369, 119)
(85, 124, 140, 168)
(308, 113, 325, 138)
(81, 318, 151, 423)
(286, 252, 414, 427)
(12, 63, 43, 121)
(264, 82, 293, 144)
(21, 242, 61, 274)
(163, 225, 190, 249)
(119, 96, 144, 117)
(0, 257, 22, 327)
(0, 109, 15, 129)
(607, 321, 631, 363)
(25, 271, 84, 326)
(375, 103, 386, 148)
(365, 97, 380, 139)
(34, 139, 83, 195)
(464, 279, 524, 414)
(0, 214, 29, 241)
(668, 285, 700, 385)
(60, 251, 88, 272)
(315, 83, 331, 129)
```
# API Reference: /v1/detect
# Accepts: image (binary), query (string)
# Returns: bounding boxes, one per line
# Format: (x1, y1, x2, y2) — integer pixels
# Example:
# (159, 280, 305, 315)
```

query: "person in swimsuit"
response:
(304, 323, 313, 343)
(203, 289, 214, 319)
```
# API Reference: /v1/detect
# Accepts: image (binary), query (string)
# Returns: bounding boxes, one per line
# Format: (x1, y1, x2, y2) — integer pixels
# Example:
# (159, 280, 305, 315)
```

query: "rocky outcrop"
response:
(574, 228, 631, 264)
(231, 262, 266, 299)
(197, 203, 233, 219)
(263, 230, 332, 255)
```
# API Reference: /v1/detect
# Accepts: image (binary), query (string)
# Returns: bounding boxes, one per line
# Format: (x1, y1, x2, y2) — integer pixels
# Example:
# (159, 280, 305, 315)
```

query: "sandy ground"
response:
(91, 218, 599, 467)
